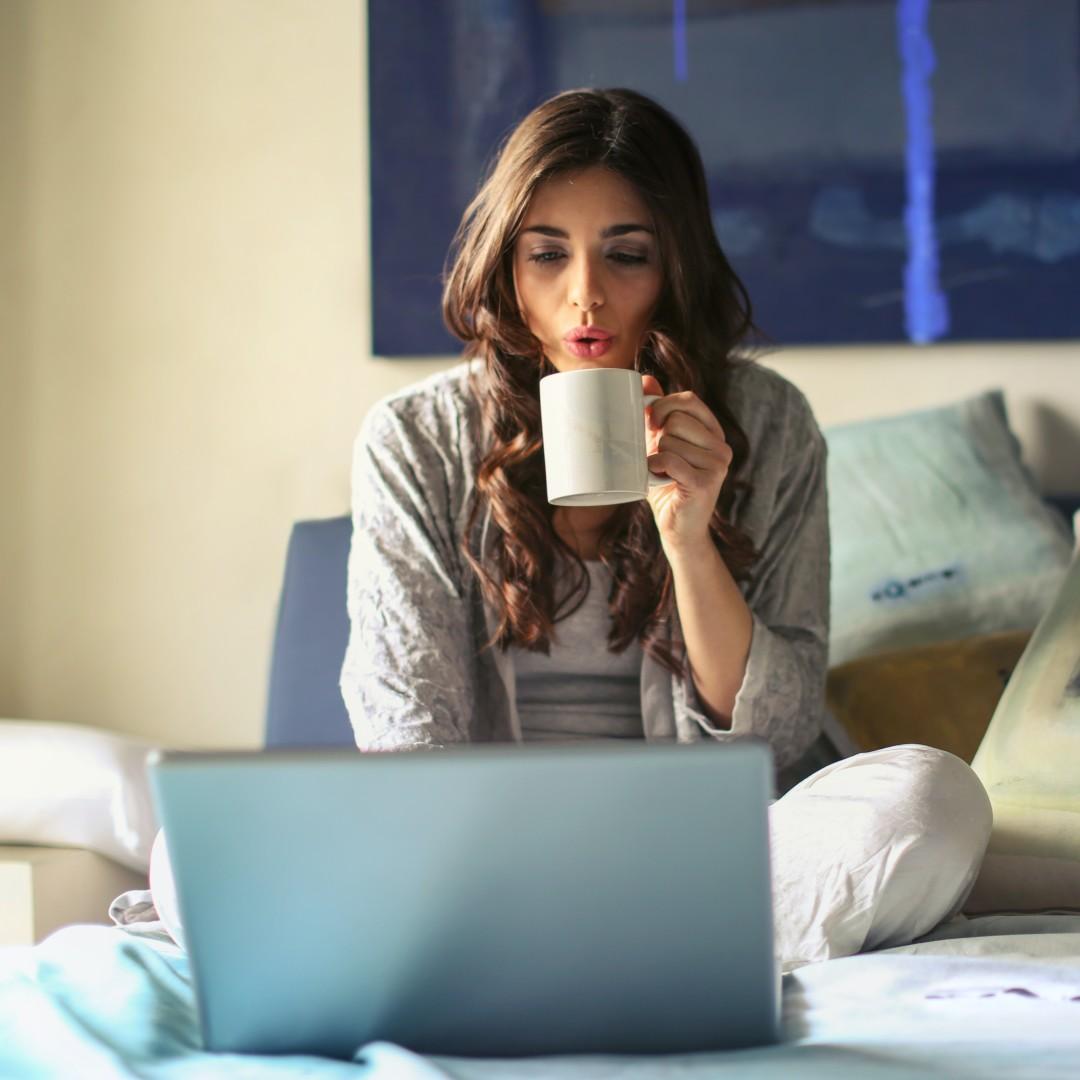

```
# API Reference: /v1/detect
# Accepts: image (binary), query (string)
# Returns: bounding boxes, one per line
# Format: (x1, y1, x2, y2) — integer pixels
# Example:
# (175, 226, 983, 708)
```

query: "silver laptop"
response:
(148, 741, 778, 1059)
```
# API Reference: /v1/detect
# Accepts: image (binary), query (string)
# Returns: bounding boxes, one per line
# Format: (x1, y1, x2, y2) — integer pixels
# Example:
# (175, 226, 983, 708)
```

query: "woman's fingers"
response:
(641, 381, 732, 501)
(649, 390, 724, 436)
(648, 449, 698, 489)
(655, 433, 730, 473)
(654, 410, 726, 452)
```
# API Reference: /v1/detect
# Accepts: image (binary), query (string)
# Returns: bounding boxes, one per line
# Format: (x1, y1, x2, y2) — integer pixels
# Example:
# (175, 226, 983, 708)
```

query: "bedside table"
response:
(0, 845, 148, 946)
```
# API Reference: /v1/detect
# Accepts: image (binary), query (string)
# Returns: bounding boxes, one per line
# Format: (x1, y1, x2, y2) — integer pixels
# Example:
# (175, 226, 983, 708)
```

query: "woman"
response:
(150, 89, 991, 969)
(345, 87, 827, 762)
(338, 88, 991, 970)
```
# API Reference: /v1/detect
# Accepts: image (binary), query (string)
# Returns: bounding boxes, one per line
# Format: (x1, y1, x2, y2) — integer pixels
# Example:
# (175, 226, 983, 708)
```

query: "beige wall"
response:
(3, 0, 445, 747)
(1, 2, 31, 717)
(762, 343, 1080, 498)
(3, 0, 1078, 749)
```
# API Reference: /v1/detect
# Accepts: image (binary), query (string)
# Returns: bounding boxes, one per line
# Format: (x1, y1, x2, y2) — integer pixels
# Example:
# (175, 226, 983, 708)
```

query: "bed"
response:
(3, 913, 1080, 1077)
(1, 386, 1078, 1078)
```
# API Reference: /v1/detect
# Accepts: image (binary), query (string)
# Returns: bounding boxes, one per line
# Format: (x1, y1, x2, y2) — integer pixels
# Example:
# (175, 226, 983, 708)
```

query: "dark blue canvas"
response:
(369, 0, 1080, 354)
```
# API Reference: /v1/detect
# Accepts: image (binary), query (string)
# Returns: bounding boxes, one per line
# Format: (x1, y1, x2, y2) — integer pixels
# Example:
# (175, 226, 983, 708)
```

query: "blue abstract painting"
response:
(368, 0, 1080, 355)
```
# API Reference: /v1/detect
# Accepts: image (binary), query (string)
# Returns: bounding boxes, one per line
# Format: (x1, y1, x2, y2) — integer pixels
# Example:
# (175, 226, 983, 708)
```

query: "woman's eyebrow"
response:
(519, 224, 655, 239)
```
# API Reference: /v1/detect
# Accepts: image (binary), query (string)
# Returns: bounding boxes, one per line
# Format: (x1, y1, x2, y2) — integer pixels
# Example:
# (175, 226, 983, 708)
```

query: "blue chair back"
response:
(264, 516, 355, 748)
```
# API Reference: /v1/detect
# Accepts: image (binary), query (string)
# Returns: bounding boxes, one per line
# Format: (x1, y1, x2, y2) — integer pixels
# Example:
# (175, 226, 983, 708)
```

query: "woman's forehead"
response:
(520, 167, 652, 230)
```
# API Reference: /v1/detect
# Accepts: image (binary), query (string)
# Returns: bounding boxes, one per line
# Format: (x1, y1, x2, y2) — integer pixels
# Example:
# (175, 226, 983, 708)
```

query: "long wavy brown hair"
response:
(442, 87, 760, 675)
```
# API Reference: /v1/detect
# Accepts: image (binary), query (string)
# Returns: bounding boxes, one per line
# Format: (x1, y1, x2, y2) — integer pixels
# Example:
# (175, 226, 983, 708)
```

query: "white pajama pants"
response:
(149, 743, 993, 973)
(770, 743, 992, 972)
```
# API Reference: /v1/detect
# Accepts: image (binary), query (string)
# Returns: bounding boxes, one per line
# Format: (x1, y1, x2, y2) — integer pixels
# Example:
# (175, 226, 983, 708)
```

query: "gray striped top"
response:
(513, 561, 644, 742)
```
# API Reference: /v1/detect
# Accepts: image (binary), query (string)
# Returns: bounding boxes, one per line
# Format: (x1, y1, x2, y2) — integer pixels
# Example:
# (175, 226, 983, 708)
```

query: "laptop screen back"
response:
(150, 741, 777, 1058)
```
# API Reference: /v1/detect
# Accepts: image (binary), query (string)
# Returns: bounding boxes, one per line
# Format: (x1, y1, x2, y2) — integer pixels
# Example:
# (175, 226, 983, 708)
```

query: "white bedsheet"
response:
(2, 913, 1078, 1078)
(402, 915, 1080, 1079)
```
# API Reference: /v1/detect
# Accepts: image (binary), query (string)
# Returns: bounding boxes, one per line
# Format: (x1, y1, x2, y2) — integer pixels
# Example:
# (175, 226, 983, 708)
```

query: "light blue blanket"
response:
(3, 917, 1080, 1079)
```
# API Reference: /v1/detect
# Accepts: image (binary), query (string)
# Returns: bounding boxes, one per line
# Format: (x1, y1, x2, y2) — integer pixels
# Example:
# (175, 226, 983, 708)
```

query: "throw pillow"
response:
(825, 390, 1073, 667)
(826, 630, 1031, 763)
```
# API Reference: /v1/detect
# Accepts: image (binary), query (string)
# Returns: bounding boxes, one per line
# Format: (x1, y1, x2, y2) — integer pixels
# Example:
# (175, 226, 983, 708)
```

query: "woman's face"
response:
(512, 166, 663, 372)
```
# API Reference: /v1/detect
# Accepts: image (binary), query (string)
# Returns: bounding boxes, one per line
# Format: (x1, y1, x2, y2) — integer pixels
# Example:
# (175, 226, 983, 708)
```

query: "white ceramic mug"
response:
(539, 367, 675, 506)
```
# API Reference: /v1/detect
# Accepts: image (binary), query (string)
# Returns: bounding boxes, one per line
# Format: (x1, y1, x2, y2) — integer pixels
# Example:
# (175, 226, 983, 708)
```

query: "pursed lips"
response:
(564, 326, 613, 341)
(564, 327, 614, 358)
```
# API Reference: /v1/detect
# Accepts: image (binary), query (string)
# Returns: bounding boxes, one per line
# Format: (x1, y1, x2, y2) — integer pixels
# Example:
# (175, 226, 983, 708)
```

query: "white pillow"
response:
(0, 720, 159, 872)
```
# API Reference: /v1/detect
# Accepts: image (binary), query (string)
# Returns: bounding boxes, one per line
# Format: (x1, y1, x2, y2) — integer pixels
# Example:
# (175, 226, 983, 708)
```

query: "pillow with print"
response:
(825, 390, 1072, 667)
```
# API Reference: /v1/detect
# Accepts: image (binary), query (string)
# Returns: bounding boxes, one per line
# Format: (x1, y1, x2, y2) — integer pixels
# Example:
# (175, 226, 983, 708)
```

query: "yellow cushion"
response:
(826, 631, 1031, 763)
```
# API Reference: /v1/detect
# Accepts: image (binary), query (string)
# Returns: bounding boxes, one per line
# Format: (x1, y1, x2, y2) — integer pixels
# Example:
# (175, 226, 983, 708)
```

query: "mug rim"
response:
(539, 366, 640, 382)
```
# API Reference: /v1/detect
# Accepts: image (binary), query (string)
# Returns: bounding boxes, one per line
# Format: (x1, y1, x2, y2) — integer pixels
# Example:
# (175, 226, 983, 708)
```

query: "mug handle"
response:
(643, 394, 676, 489)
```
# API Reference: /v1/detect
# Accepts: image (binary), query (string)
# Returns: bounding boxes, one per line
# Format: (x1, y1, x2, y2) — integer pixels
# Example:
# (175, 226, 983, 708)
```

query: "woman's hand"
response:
(641, 373, 732, 558)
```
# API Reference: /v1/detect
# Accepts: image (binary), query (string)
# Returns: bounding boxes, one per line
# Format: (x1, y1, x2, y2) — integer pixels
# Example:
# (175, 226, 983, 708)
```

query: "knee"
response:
(149, 827, 186, 950)
(771, 745, 994, 965)
(790, 743, 992, 867)
(877, 744, 993, 856)
(858, 746, 993, 947)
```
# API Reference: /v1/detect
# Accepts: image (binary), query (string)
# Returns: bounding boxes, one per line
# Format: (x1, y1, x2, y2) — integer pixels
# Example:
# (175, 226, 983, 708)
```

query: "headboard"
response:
(265, 494, 1080, 751)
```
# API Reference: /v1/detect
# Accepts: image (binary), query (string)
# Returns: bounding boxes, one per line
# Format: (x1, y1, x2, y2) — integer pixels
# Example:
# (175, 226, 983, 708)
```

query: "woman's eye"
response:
(527, 251, 566, 265)
(609, 251, 648, 266)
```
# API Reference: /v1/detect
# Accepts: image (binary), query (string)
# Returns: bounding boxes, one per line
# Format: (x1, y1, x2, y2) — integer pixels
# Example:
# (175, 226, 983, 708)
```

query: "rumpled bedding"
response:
(2, 915, 1080, 1079)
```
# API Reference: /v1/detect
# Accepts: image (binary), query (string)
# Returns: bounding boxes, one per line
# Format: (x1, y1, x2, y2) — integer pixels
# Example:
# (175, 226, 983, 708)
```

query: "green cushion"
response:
(825, 390, 1073, 667)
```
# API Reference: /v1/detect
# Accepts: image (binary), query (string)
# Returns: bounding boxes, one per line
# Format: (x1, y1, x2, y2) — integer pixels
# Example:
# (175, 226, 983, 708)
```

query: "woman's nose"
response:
(569, 258, 604, 311)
